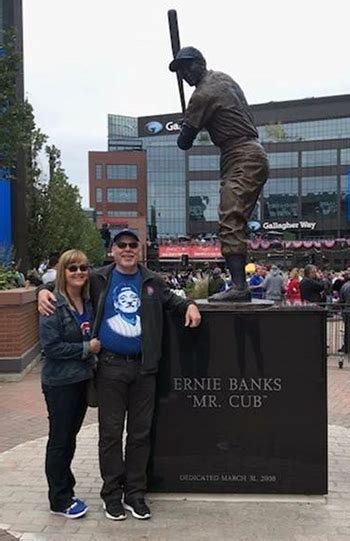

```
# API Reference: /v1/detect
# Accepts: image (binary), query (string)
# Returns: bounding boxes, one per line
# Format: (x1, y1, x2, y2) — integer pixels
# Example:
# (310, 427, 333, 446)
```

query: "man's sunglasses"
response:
(66, 264, 89, 273)
(116, 241, 139, 249)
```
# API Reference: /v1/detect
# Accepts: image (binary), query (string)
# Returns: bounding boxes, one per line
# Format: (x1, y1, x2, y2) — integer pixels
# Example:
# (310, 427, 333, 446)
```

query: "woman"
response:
(40, 249, 100, 518)
(286, 267, 301, 303)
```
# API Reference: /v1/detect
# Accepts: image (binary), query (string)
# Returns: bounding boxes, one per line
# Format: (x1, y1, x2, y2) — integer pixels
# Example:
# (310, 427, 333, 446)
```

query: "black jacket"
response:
(340, 282, 350, 305)
(90, 263, 195, 374)
(300, 277, 324, 303)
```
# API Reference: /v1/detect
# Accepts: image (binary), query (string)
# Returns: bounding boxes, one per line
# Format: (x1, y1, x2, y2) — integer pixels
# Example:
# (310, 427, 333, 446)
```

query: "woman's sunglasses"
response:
(66, 264, 89, 273)
(116, 241, 139, 249)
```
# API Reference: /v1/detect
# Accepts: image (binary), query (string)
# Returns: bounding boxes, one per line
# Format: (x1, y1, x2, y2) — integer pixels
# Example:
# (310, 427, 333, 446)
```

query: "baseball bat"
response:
(168, 9, 186, 114)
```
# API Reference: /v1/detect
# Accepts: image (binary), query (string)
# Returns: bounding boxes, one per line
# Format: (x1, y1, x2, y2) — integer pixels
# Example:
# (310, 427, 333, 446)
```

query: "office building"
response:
(90, 93, 350, 267)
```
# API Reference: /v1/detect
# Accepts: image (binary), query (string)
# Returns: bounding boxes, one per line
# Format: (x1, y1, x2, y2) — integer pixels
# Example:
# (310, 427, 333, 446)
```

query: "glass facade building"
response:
(107, 94, 350, 241)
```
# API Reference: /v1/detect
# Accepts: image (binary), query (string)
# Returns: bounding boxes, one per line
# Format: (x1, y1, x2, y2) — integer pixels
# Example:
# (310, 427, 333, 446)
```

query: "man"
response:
(42, 254, 59, 284)
(38, 229, 201, 521)
(169, 47, 269, 302)
(248, 266, 265, 300)
(208, 267, 225, 296)
(338, 274, 350, 353)
(300, 264, 324, 303)
(261, 265, 285, 301)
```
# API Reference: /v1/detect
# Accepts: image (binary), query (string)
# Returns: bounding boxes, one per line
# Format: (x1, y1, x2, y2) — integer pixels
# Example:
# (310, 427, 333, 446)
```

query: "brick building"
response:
(88, 150, 147, 258)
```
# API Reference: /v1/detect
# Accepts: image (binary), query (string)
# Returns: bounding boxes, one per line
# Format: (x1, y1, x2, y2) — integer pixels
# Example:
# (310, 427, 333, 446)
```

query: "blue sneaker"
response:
(73, 496, 86, 505)
(51, 498, 88, 519)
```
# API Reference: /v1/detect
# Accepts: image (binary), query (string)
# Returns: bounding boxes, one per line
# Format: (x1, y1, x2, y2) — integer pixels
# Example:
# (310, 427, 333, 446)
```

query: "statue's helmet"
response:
(169, 46, 206, 72)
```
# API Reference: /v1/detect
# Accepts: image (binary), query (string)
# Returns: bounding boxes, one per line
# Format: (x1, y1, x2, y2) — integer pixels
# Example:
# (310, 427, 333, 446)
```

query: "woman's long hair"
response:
(289, 267, 299, 280)
(56, 249, 90, 300)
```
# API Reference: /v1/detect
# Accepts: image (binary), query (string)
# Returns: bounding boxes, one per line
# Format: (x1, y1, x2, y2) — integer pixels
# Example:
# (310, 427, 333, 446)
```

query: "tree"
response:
(264, 122, 287, 142)
(26, 128, 49, 267)
(43, 145, 105, 265)
(0, 31, 34, 171)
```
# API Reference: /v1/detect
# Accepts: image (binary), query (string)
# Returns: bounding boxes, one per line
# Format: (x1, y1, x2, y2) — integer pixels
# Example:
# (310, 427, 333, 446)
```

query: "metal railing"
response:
(324, 303, 350, 368)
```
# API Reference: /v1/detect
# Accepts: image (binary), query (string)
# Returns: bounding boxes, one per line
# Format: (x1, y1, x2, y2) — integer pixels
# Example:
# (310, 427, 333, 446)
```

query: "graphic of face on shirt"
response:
(107, 284, 141, 338)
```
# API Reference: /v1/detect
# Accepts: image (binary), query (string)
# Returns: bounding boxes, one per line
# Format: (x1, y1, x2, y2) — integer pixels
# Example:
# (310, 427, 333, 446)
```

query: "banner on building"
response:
(159, 245, 222, 259)
(0, 169, 12, 265)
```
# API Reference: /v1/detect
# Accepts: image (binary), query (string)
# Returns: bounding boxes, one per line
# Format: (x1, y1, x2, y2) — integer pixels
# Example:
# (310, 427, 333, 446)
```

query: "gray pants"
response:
(219, 140, 269, 256)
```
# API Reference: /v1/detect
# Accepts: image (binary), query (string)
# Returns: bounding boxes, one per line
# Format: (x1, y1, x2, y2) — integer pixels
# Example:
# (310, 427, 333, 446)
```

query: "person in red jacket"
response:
(286, 268, 301, 303)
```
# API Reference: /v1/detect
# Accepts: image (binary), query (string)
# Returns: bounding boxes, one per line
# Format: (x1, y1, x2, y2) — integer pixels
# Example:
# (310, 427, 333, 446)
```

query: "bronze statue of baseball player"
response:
(169, 47, 269, 302)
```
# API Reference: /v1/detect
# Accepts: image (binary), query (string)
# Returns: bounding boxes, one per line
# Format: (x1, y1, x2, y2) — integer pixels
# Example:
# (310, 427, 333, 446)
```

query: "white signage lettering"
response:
(165, 121, 181, 132)
(173, 377, 283, 409)
(262, 221, 316, 231)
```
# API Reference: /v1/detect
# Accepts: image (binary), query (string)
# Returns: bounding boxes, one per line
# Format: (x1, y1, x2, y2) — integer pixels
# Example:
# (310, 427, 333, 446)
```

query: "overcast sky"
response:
(23, 0, 349, 206)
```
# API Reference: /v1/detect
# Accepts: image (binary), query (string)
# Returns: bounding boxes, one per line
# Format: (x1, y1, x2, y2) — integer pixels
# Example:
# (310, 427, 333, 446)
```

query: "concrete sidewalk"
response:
(1, 356, 350, 541)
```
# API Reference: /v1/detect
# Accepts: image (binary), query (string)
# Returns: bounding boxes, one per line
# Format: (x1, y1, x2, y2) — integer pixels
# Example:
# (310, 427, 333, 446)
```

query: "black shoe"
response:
(208, 287, 252, 303)
(338, 346, 345, 353)
(103, 501, 127, 521)
(124, 498, 151, 520)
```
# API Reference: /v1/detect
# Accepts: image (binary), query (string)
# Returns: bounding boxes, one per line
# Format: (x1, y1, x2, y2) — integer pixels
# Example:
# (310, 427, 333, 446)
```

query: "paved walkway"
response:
(0, 356, 350, 541)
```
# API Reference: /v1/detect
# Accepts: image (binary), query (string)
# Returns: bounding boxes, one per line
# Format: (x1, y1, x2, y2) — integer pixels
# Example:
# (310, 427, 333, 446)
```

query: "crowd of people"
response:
(160, 263, 350, 305)
(11, 251, 350, 307)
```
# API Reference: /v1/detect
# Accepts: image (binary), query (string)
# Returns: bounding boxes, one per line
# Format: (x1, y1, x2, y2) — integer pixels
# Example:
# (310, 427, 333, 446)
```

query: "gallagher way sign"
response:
(138, 113, 182, 137)
(262, 221, 317, 231)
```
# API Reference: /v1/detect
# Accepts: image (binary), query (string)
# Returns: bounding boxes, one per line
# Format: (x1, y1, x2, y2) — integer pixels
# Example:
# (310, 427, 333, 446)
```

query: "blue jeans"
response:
(42, 381, 88, 511)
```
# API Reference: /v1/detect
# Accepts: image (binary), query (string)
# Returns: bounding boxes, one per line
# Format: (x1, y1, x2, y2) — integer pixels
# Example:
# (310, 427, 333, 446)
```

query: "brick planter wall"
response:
(0, 287, 40, 380)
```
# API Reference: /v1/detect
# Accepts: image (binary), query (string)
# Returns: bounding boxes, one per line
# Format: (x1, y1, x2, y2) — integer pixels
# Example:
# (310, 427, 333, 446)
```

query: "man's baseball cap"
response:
(112, 229, 140, 244)
(169, 46, 206, 72)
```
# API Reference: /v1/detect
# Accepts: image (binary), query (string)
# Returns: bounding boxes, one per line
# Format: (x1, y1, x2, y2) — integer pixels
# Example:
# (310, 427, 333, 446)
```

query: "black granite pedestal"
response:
(148, 302, 327, 495)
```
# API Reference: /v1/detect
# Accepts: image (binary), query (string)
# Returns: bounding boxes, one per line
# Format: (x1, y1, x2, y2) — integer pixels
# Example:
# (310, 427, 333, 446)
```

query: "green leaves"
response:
(0, 32, 34, 170)
(39, 146, 104, 263)
(0, 266, 20, 290)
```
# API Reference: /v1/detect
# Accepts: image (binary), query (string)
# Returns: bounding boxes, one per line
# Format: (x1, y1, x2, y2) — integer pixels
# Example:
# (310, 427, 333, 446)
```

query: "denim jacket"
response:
(40, 291, 96, 386)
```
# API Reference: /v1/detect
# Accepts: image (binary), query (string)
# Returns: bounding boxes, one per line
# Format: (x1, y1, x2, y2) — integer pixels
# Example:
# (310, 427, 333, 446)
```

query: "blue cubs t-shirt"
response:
(72, 303, 92, 342)
(99, 268, 142, 355)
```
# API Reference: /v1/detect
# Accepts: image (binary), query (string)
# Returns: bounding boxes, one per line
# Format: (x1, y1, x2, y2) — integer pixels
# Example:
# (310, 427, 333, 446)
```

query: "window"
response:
(95, 164, 103, 180)
(267, 152, 298, 169)
(189, 181, 220, 222)
(106, 164, 138, 180)
(263, 178, 299, 220)
(340, 174, 350, 226)
(144, 144, 187, 235)
(301, 150, 337, 167)
(301, 176, 337, 222)
(96, 188, 102, 203)
(301, 176, 337, 196)
(108, 115, 138, 138)
(188, 155, 220, 171)
(341, 148, 350, 165)
(107, 210, 138, 217)
(258, 118, 350, 142)
(264, 178, 299, 196)
(107, 188, 137, 203)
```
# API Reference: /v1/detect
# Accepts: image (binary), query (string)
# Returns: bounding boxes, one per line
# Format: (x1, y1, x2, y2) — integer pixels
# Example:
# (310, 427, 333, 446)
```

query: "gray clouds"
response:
(24, 0, 350, 204)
